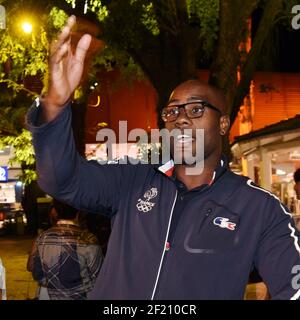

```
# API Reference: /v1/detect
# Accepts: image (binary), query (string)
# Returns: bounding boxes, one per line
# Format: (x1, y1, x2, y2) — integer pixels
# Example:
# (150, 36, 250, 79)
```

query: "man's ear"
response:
(219, 115, 230, 136)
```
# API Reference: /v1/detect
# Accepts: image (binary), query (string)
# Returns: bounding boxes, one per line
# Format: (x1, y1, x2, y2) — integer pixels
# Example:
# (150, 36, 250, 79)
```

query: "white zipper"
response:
(150, 190, 178, 300)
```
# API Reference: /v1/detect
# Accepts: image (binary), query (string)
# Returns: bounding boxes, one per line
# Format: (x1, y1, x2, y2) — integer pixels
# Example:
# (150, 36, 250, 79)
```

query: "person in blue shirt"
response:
(26, 16, 300, 300)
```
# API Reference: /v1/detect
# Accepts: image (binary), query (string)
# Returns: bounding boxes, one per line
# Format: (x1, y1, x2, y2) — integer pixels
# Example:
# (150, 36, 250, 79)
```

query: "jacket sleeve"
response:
(26, 101, 132, 216)
(254, 196, 300, 300)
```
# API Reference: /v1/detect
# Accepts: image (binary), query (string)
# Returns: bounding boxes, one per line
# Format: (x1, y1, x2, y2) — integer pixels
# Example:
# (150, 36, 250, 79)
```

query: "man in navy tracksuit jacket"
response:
(27, 16, 300, 300)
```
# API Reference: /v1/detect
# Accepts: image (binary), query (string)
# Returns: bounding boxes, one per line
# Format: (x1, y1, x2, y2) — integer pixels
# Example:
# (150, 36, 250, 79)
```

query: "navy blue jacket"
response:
(27, 101, 300, 300)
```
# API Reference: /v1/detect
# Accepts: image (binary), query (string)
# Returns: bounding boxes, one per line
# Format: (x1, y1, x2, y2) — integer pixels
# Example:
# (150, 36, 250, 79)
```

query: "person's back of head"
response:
(52, 199, 78, 220)
(294, 169, 300, 200)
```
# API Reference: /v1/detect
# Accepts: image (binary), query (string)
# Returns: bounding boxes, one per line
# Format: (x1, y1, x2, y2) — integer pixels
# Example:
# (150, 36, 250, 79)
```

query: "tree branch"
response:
(209, 0, 260, 106)
(0, 79, 38, 97)
(230, 0, 284, 125)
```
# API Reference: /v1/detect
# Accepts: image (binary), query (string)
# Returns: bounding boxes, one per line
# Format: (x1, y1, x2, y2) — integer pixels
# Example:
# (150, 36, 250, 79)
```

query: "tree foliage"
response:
(0, 1, 68, 184)
(0, 129, 36, 184)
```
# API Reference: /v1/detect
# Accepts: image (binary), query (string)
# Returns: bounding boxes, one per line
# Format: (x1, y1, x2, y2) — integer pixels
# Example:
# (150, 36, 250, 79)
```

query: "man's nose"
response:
(175, 108, 192, 128)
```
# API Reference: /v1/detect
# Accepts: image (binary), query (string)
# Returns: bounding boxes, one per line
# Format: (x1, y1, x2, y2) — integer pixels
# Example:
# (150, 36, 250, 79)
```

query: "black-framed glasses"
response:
(161, 100, 222, 122)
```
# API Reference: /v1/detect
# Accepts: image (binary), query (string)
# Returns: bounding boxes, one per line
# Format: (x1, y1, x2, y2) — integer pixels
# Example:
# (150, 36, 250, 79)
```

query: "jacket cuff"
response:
(26, 98, 72, 133)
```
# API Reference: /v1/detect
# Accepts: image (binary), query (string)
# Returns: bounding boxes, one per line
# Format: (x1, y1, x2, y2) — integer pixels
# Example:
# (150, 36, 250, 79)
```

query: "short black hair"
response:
(53, 199, 78, 220)
(294, 169, 300, 183)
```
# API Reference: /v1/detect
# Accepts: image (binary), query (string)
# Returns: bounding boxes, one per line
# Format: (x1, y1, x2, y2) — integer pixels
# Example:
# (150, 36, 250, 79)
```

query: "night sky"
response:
(252, 8, 300, 73)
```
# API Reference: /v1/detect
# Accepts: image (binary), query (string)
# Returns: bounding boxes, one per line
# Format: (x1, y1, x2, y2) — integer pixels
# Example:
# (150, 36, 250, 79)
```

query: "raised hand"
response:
(42, 16, 92, 122)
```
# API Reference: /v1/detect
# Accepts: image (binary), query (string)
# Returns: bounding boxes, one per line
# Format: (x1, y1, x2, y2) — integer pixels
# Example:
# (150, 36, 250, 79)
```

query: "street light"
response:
(22, 22, 32, 34)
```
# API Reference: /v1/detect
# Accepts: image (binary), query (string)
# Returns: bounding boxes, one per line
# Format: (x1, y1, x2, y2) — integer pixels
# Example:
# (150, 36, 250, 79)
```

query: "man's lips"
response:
(175, 134, 195, 146)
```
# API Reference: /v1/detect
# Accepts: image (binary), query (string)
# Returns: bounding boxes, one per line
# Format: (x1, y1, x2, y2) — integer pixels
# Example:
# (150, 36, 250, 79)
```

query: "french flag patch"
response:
(158, 160, 174, 177)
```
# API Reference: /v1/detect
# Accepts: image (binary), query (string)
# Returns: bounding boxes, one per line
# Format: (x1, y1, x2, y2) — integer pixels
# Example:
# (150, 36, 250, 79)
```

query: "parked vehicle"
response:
(0, 205, 26, 236)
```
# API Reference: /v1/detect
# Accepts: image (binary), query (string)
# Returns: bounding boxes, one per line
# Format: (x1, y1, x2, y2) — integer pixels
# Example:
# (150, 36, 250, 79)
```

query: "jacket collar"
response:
(156, 154, 228, 182)
(157, 159, 175, 177)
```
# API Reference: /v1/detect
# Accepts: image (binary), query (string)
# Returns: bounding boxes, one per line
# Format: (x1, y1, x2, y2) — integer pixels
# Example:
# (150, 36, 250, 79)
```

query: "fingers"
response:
(74, 34, 92, 65)
(50, 15, 76, 57)
(57, 15, 76, 47)
(51, 42, 69, 65)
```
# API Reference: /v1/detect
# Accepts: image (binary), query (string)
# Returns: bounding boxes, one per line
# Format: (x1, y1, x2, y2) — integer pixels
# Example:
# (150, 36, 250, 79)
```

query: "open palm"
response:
(47, 16, 92, 108)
